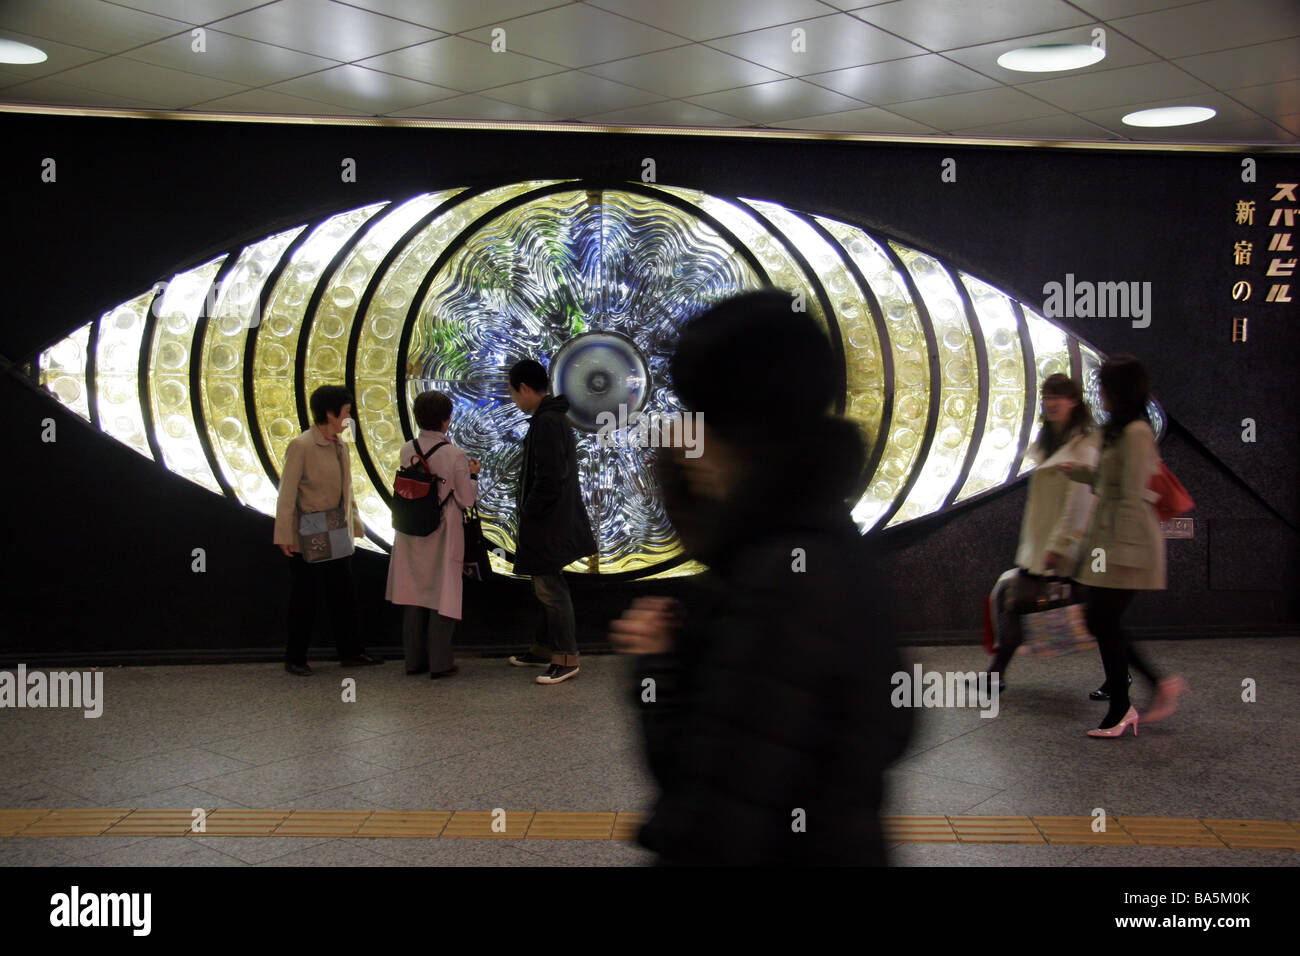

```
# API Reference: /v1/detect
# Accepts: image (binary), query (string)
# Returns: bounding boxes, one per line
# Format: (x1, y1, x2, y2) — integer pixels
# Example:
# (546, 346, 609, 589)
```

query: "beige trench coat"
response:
(1065, 421, 1166, 590)
(385, 430, 478, 618)
(274, 426, 364, 548)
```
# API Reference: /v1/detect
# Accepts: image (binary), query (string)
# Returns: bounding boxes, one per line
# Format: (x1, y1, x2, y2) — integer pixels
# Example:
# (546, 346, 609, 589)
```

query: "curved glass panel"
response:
(957, 274, 1026, 501)
(94, 294, 154, 459)
(201, 227, 304, 514)
(148, 257, 226, 493)
(39, 323, 92, 423)
(888, 246, 978, 526)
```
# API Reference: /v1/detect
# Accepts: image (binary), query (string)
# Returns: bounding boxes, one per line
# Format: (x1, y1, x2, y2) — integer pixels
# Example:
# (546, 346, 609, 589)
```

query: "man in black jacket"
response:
(610, 292, 913, 864)
(507, 359, 598, 685)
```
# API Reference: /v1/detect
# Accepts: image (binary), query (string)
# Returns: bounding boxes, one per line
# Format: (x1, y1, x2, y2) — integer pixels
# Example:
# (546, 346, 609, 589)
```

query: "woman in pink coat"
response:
(386, 390, 479, 677)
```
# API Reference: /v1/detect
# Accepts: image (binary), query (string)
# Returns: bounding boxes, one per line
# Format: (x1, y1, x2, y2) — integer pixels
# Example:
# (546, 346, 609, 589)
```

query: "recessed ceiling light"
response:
(1122, 106, 1216, 127)
(996, 43, 1105, 73)
(0, 38, 48, 65)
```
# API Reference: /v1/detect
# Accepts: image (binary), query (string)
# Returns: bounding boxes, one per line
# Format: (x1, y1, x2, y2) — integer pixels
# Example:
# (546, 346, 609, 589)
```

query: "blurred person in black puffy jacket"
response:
(610, 291, 913, 865)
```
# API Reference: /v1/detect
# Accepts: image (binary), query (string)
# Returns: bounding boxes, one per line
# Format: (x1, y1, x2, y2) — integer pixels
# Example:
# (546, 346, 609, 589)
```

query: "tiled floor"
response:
(1, 638, 1296, 866)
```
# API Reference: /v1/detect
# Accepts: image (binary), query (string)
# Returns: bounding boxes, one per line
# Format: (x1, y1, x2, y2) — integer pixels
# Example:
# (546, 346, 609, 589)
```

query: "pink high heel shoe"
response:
(1087, 706, 1139, 738)
(1144, 675, 1190, 724)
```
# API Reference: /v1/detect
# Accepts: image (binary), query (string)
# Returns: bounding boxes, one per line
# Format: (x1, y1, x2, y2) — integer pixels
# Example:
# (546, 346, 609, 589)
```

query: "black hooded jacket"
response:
(512, 394, 597, 575)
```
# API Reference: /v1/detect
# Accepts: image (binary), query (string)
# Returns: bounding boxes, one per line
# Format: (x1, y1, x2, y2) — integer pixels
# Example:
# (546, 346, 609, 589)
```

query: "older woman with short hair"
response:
(386, 390, 480, 678)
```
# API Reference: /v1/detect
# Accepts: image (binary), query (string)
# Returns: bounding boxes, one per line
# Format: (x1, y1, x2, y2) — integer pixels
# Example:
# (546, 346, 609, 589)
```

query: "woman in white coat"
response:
(983, 374, 1098, 690)
(386, 390, 479, 678)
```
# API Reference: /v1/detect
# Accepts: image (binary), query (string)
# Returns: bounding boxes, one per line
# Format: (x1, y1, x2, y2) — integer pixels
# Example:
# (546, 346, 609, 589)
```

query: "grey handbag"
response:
(298, 502, 354, 562)
(297, 442, 355, 562)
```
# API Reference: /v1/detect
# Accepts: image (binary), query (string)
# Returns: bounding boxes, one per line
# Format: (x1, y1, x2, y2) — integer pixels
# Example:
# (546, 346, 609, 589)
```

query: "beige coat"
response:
(385, 430, 478, 618)
(1016, 429, 1100, 577)
(1065, 421, 1166, 590)
(274, 427, 364, 548)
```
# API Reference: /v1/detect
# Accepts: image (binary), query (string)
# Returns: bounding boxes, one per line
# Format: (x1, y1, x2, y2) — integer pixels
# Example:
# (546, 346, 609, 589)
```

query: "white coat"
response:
(1015, 428, 1101, 577)
(385, 430, 478, 618)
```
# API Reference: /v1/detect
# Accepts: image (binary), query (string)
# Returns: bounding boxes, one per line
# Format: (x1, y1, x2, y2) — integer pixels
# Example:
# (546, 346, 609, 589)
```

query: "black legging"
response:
(1085, 585, 1161, 727)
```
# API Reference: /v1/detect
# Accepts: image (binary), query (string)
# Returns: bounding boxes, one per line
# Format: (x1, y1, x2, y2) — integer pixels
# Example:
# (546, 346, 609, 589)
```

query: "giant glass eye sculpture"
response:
(30, 180, 1164, 580)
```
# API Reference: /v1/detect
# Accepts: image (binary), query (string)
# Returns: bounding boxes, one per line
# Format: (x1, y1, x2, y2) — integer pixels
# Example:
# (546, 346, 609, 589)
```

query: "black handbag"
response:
(461, 504, 496, 581)
(391, 440, 452, 536)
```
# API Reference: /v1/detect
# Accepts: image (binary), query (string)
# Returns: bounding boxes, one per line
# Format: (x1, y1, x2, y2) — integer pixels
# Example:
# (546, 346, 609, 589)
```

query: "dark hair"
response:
(1098, 354, 1150, 445)
(1033, 373, 1093, 458)
(309, 385, 353, 425)
(671, 290, 839, 435)
(413, 390, 453, 431)
(509, 359, 549, 393)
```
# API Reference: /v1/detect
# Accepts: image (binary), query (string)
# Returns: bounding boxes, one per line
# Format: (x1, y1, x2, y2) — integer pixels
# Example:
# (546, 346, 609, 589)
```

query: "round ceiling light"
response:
(1122, 106, 1217, 127)
(996, 43, 1105, 72)
(0, 38, 48, 65)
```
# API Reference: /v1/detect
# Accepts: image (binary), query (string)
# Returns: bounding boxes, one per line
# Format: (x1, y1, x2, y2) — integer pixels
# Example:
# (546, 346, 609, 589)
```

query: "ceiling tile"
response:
(854, 0, 1094, 52)
(387, 93, 562, 121)
(478, 69, 664, 117)
(0, 75, 159, 109)
(212, 0, 442, 62)
(1277, 113, 1300, 135)
(1067, 0, 1208, 17)
(358, 36, 563, 93)
(109, 1, 271, 23)
(816, 1, 897, 9)
(1226, 79, 1300, 118)
(578, 100, 753, 127)
(585, 45, 784, 99)
(341, 0, 574, 34)
(468, 4, 683, 68)
(949, 114, 1124, 140)
(268, 64, 456, 113)
(193, 87, 363, 114)
(807, 54, 999, 104)
(886, 86, 1064, 129)
(0, 0, 190, 54)
(587, 0, 830, 42)
(39, 56, 249, 108)
(686, 77, 867, 124)
(778, 105, 939, 134)
(0, 30, 106, 86)
(1109, 0, 1300, 59)
(706, 13, 926, 77)
(124, 29, 340, 87)
(1018, 62, 1214, 113)
(942, 26, 1159, 81)
(1175, 39, 1300, 90)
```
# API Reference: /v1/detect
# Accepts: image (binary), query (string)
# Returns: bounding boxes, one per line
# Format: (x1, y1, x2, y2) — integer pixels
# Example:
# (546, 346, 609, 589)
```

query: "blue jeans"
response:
(530, 573, 578, 661)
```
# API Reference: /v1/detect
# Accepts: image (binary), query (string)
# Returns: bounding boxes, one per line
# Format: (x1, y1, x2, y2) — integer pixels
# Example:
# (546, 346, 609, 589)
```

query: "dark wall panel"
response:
(0, 113, 1296, 662)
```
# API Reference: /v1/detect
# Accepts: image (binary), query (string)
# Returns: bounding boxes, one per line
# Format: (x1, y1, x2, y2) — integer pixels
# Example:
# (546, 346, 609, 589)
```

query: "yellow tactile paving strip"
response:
(0, 811, 1296, 849)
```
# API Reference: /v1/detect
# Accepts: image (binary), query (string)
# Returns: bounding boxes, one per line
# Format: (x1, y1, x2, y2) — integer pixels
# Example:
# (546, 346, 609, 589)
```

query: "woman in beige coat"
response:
(984, 374, 1098, 690)
(386, 390, 479, 677)
(1061, 355, 1188, 737)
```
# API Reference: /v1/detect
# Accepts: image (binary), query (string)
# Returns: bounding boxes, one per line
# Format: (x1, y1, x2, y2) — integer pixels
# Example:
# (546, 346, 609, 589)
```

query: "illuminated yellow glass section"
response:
(355, 181, 564, 544)
(655, 187, 823, 324)
(200, 227, 304, 515)
(816, 225, 930, 532)
(38, 323, 93, 422)
(148, 258, 225, 493)
(254, 203, 388, 475)
(1018, 308, 1071, 475)
(887, 245, 979, 526)
(956, 274, 1026, 501)
(743, 200, 885, 452)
